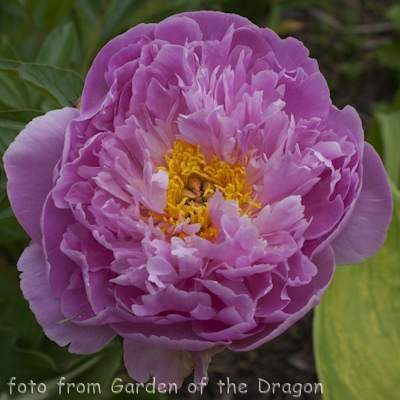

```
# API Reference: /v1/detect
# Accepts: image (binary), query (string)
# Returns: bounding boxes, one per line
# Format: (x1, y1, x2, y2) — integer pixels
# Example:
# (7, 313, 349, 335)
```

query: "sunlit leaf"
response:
(314, 204, 400, 400)
(374, 110, 400, 188)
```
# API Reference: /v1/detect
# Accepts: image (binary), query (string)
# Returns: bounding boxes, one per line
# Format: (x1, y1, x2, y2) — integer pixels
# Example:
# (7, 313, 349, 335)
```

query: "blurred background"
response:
(1, 1, 400, 399)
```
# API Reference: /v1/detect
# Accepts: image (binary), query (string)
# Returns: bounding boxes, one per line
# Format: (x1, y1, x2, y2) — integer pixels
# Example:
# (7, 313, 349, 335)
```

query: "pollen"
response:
(153, 139, 260, 239)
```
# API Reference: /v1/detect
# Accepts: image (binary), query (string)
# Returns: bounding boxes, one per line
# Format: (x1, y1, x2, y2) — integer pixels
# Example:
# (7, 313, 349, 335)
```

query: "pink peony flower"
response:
(3, 11, 392, 387)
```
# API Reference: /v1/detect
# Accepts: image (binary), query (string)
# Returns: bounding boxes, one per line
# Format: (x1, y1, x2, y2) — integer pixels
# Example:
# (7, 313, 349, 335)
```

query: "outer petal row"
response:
(18, 241, 116, 353)
(3, 108, 79, 243)
(331, 142, 393, 265)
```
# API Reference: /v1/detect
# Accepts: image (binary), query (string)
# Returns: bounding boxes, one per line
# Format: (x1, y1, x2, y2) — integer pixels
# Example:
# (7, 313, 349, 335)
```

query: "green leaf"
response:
(0, 60, 83, 108)
(0, 206, 29, 243)
(387, 4, 400, 32)
(374, 110, 400, 188)
(0, 327, 58, 387)
(2, 343, 124, 400)
(373, 41, 400, 70)
(36, 0, 76, 33)
(366, 114, 383, 158)
(0, 126, 20, 156)
(53, 344, 123, 400)
(0, 71, 30, 109)
(0, 109, 43, 131)
(0, 39, 19, 60)
(36, 23, 77, 68)
(314, 205, 400, 400)
(0, 258, 43, 349)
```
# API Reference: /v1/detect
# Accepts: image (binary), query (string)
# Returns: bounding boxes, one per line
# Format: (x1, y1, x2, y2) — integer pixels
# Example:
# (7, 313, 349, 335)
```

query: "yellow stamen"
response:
(151, 139, 260, 239)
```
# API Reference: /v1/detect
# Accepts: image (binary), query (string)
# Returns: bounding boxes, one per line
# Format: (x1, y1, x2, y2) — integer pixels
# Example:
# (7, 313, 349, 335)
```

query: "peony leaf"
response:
(0, 109, 43, 132)
(0, 326, 58, 387)
(0, 60, 83, 108)
(314, 204, 400, 400)
(0, 344, 122, 400)
(0, 39, 19, 61)
(0, 205, 29, 242)
(53, 344, 123, 400)
(0, 258, 41, 349)
(36, 22, 77, 68)
(0, 71, 30, 109)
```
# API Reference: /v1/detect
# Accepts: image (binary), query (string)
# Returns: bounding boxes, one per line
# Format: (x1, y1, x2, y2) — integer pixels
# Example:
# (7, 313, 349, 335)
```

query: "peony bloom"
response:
(3, 11, 392, 387)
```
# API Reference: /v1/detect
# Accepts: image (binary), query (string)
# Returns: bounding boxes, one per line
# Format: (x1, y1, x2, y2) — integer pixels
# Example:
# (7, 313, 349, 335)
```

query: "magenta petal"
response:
(124, 340, 193, 387)
(282, 71, 330, 121)
(18, 242, 116, 353)
(178, 11, 253, 41)
(154, 16, 202, 45)
(331, 142, 393, 265)
(3, 108, 79, 243)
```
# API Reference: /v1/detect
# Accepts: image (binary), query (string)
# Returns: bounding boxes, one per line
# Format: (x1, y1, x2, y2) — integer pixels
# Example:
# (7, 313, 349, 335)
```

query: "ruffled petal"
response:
(227, 244, 335, 351)
(81, 24, 156, 112)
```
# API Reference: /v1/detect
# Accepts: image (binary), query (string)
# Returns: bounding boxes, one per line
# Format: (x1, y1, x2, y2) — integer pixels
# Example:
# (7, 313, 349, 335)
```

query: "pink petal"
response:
(331, 142, 393, 265)
(3, 108, 79, 242)
(123, 340, 193, 387)
(18, 242, 116, 354)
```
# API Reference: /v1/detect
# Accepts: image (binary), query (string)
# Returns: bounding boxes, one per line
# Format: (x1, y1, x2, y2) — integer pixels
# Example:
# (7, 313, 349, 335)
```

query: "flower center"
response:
(154, 140, 260, 238)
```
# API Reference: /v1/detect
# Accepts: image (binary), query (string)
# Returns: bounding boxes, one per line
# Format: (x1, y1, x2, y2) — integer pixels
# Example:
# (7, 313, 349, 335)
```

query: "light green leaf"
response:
(374, 110, 400, 188)
(0, 60, 83, 108)
(314, 205, 400, 400)
(36, 23, 77, 68)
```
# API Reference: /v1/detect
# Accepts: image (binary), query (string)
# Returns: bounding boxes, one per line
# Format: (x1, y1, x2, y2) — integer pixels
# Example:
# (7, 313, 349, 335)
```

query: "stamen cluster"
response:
(155, 139, 260, 238)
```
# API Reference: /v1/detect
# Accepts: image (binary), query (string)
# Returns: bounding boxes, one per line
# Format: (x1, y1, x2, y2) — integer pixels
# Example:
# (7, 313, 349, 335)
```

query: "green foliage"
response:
(35, 23, 77, 68)
(374, 110, 400, 188)
(0, 61, 83, 108)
